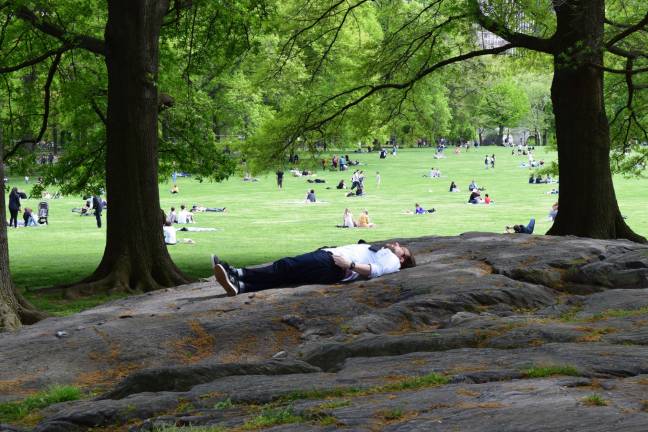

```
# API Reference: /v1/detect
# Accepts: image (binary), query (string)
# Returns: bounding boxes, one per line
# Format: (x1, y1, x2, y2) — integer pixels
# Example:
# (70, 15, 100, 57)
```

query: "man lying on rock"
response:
(211, 242, 416, 296)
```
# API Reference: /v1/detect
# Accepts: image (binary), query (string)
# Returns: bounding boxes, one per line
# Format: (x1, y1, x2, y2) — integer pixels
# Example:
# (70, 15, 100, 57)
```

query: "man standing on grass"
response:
(211, 242, 416, 296)
(92, 195, 103, 228)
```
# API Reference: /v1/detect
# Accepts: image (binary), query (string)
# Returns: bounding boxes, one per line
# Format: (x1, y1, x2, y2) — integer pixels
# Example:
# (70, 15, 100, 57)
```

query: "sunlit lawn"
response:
(6, 146, 648, 314)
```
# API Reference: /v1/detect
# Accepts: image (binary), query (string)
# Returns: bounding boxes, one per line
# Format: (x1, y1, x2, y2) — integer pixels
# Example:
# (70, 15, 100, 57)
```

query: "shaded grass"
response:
(522, 365, 580, 378)
(0, 385, 82, 423)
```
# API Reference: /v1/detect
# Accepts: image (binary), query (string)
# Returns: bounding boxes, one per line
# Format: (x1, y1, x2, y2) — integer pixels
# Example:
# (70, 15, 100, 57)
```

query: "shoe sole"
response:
(213, 264, 237, 296)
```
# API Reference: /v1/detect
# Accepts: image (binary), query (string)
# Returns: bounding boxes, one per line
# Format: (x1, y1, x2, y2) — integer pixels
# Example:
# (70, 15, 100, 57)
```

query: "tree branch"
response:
(472, 0, 555, 54)
(0, 44, 70, 73)
(14, 5, 105, 55)
(4, 52, 62, 159)
(606, 11, 648, 49)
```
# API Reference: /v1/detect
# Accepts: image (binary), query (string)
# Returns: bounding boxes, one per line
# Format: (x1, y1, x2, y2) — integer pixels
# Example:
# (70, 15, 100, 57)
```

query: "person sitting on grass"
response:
(506, 218, 536, 234)
(167, 207, 177, 224)
(171, 184, 179, 194)
(449, 181, 460, 193)
(22, 208, 38, 227)
(484, 194, 493, 204)
(548, 202, 558, 221)
(415, 203, 436, 214)
(340, 208, 356, 228)
(305, 189, 316, 203)
(191, 205, 226, 213)
(357, 209, 375, 227)
(468, 189, 481, 204)
(211, 242, 416, 296)
(177, 205, 194, 224)
(337, 179, 347, 189)
(163, 221, 177, 245)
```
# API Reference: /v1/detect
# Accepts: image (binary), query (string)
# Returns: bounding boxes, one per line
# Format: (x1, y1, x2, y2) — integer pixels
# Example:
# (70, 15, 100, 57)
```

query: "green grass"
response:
(6, 147, 648, 313)
(582, 394, 608, 406)
(280, 372, 450, 403)
(153, 426, 226, 432)
(522, 365, 580, 378)
(242, 407, 305, 429)
(0, 385, 82, 423)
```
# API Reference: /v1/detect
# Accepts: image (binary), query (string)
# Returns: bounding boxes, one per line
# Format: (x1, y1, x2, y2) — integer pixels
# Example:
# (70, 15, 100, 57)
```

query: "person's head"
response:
(376, 171, 379, 174)
(386, 242, 416, 269)
(170, 207, 175, 212)
(344, 208, 350, 215)
(485, 194, 489, 198)
(513, 224, 523, 233)
(10, 187, 17, 194)
(363, 209, 368, 215)
(180, 205, 185, 210)
(310, 189, 315, 194)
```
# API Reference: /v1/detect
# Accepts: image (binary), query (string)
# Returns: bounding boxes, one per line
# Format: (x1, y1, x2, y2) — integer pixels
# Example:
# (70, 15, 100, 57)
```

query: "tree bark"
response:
(70, 0, 191, 296)
(546, 0, 645, 242)
(498, 125, 504, 146)
(0, 143, 47, 330)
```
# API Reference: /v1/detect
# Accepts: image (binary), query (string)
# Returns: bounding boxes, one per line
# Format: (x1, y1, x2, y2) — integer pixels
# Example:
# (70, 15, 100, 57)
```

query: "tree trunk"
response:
(498, 125, 504, 146)
(546, 0, 645, 242)
(477, 128, 483, 146)
(70, 0, 191, 296)
(0, 143, 47, 330)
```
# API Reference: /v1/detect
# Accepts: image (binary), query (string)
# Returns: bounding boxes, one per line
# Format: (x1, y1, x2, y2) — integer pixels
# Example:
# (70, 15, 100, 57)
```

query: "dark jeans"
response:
(95, 212, 102, 228)
(521, 218, 535, 234)
(9, 208, 18, 228)
(241, 250, 345, 292)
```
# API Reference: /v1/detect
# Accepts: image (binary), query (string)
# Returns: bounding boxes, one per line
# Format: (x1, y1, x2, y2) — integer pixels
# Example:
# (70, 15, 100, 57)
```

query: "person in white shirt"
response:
(176, 205, 194, 224)
(211, 242, 416, 296)
(163, 221, 177, 245)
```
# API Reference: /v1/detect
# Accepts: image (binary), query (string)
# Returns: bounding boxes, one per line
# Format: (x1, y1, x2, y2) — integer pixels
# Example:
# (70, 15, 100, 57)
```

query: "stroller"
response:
(38, 201, 49, 225)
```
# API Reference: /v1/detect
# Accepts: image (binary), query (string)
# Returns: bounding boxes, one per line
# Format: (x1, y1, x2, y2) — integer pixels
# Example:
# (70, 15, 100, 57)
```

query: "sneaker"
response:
(214, 264, 239, 296)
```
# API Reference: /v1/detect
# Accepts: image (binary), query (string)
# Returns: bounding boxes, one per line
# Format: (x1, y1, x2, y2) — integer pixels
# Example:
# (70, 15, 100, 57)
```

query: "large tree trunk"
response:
(546, 0, 644, 242)
(70, 0, 191, 296)
(0, 143, 47, 330)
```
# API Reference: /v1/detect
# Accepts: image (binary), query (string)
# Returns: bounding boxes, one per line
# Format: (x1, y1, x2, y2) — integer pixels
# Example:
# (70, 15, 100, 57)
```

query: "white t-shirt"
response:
(343, 213, 355, 228)
(163, 225, 177, 245)
(324, 244, 400, 279)
(177, 210, 190, 224)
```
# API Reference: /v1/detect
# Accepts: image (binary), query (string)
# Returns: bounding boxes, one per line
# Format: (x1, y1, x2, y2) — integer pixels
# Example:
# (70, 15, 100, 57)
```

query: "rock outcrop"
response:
(3, 234, 648, 431)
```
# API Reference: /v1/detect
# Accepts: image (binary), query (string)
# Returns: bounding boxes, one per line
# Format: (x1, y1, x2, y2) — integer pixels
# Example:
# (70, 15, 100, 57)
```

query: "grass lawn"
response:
(6, 146, 648, 314)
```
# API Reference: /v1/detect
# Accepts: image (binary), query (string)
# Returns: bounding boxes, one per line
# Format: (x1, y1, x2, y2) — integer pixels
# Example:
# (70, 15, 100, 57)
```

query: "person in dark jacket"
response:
(92, 195, 103, 228)
(8, 187, 22, 228)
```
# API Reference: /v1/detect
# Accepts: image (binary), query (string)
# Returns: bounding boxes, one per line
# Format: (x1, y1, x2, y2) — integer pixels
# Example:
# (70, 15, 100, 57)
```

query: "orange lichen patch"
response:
(410, 359, 429, 367)
(0, 377, 35, 398)
(529, 339, 545, 347)
(637, 378, 648, 385)
(476, 261, 494, 275)
(168, 320, 216, 364)
(446, 363, 489, 374)
(217, 334, 261, 363)
(274, 322, 301, 349)
(456, 388, 480, 397)
(383, 375, 409, 383)
(387, 320, 440, 336)
(577, 327, 618, 343)
(375, 409, 420, 425)
(75, 362, 141, 390)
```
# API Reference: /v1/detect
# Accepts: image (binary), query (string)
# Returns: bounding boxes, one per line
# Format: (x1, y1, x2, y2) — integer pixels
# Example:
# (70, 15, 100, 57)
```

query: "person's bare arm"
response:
(332, 254, 371, 278)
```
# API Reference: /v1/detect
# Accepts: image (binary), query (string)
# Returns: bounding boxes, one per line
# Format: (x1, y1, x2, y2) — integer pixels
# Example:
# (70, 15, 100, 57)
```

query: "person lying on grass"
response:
(211, 242, 416, 296)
